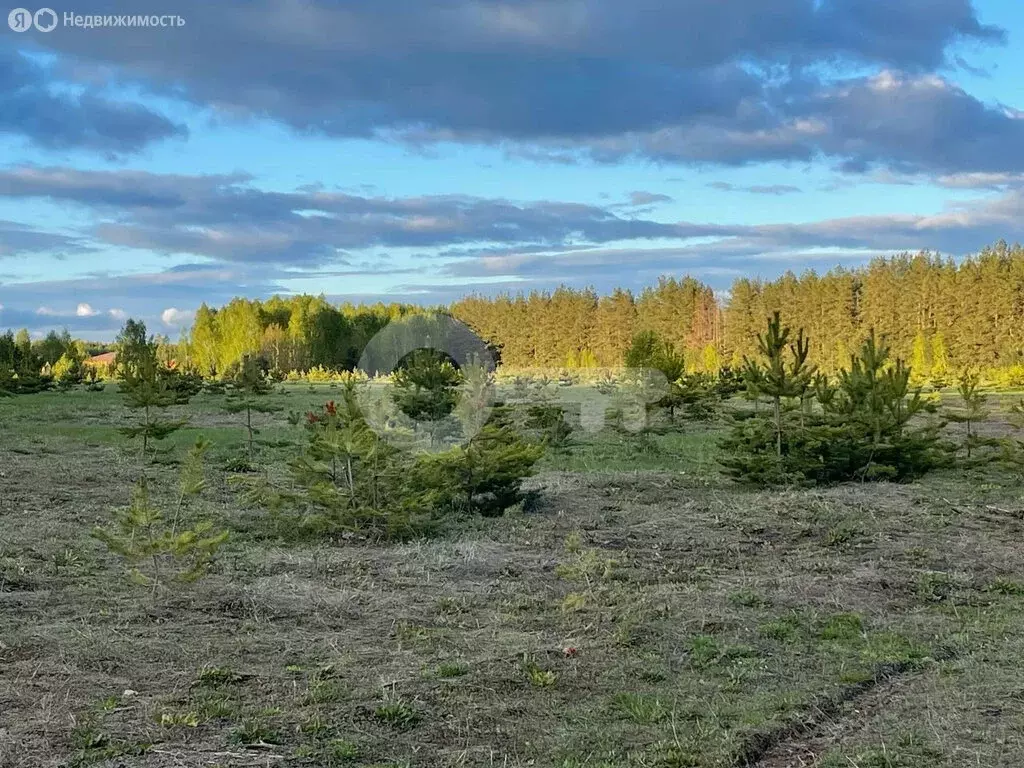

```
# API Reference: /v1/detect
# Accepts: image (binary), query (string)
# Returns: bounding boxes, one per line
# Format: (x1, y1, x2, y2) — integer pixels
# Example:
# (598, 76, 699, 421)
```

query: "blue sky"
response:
(2, 0, 1024, 338)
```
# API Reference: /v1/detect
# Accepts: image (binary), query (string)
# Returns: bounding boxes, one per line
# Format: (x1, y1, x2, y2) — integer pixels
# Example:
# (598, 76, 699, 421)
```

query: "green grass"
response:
(2, 385, 1024, 766)
(541, 427, 721, 474)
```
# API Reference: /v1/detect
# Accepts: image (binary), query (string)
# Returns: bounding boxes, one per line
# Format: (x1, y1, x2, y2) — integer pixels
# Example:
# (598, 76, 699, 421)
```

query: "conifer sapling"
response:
(92, 440, 228, 595)
(223, 354, 283, 464)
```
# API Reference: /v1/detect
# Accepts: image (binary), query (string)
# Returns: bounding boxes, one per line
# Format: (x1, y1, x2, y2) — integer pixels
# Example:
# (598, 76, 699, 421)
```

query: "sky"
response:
(2, 0, 1024, 339)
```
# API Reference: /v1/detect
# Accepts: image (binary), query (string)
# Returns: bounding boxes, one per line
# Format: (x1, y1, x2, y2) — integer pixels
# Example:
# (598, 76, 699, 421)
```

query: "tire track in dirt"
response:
(733, 661, 932, 767)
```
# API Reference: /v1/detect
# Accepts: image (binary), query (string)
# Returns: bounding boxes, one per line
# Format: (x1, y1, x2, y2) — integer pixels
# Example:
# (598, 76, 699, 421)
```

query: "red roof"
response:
(86, 352, 117, 365)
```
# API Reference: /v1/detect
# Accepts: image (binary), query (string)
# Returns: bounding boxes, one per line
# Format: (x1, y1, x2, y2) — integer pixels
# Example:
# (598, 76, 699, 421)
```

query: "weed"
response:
(229, 718, 280, 746)
(304, 675, 345, 705)
(564, 531, 583, 553)
(820, 612, 865, 641)
(916, 571, 955, 602)
(195, 666, 244, 688)
(825, 523, 861, 547)
(686, 635, 756, 669)
(159, 710, 201, 728)
(562, 591, 588, 612)
(985, 578, 1024, 596)
(435, 661, 469, 678)
(759, 614, 805, 642)
(556, 548, 617, 584)
(326, 738, 361, 761)
(522, 657, 558, 688)
(373, 699, 421, 730)
(610, 692, 666, 724)
(51, 547, 82, 572)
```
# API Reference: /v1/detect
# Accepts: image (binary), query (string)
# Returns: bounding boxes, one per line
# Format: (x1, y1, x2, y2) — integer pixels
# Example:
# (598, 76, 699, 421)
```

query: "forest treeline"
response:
(454, 242, 1024, 380)
(5, 242, 1024, 382)
(183, 242, 1024, 381)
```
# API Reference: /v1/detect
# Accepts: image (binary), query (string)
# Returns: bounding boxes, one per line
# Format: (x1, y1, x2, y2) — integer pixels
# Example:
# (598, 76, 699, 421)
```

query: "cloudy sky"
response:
(2, 0, 1024, 338)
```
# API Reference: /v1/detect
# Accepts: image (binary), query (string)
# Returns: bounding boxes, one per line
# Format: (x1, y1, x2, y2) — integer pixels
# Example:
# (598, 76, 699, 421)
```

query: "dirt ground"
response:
(2, 389, 1024, 767)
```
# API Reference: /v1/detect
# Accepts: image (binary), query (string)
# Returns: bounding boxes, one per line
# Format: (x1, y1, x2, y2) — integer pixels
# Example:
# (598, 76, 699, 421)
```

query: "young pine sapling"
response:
(947, 369, 989, 460)
(92, 440, 228, 595)
(223, 355, 283, 465)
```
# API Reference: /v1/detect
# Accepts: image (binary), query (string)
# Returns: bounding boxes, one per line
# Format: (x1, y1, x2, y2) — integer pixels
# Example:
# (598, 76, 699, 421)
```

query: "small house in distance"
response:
(85, 351, 117, 377)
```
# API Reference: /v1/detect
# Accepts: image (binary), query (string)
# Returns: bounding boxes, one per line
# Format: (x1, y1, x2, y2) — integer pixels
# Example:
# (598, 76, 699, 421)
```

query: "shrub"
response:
(242, 383, 543, 540)
(159, 368, 204, 403)
(624, 331, 719, 421)
(0, 366, 52, 395)
(524, 403, 574, 448)
(412, 410, 544, 516)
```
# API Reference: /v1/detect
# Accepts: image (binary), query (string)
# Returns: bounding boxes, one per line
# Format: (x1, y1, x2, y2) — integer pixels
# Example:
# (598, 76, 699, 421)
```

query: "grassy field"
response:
(2, 385, 1024, 767)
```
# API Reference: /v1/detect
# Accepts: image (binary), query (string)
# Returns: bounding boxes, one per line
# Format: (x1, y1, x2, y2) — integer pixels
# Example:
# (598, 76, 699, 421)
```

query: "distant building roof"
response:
(86, 351, 117, 366)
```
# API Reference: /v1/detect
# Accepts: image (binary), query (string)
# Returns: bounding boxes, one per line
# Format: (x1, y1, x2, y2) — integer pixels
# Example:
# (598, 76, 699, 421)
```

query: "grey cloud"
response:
(806, 72, 1024, 175)
(545, 71, 1024, 175)
(0, 166, 726, 265)
(0, 220, 86, 256)
(0, 48, 185, 154)
(628, 191, 674, 206)
(439, 188, 1024, 283)
(16, 0, 1009, 173)
(707, 182, 802, 195)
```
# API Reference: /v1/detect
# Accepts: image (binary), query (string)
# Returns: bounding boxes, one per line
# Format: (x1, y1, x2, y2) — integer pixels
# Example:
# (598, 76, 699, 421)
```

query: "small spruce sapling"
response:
(623, 331, 692, 421)
(280, 385, 426, 538)
(720, 317, 946, 485)
(413, 401, 544, 517)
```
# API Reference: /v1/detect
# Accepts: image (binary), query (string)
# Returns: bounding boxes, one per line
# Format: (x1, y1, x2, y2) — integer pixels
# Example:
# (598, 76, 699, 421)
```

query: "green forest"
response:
(5, 242, 1024, 385)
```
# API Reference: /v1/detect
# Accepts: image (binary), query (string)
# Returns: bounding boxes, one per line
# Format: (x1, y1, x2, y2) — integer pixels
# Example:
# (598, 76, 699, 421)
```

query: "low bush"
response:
(239, 382, 543, 540)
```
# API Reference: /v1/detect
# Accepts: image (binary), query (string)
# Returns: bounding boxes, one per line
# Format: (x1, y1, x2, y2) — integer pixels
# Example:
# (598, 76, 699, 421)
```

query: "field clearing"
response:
(2, 386, 1024, 767)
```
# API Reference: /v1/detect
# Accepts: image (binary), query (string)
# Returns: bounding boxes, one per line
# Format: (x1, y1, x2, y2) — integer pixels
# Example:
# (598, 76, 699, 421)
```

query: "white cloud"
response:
(108, 308, 127, 320)
(35, 306, 58, 316)
(76, 302, 99, 317)
(161, 307, 194, 327)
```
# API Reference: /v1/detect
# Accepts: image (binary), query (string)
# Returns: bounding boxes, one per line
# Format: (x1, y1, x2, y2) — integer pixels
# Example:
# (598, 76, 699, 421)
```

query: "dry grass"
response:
(1, 389, 1023, 767)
